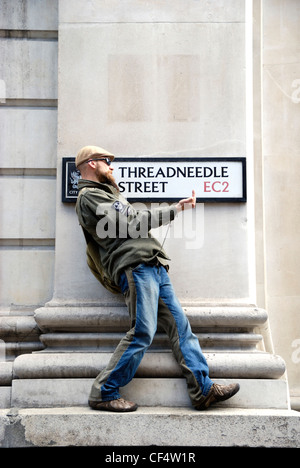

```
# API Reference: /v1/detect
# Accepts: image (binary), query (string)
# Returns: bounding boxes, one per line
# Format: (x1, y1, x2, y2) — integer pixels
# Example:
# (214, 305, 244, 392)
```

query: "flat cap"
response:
(75, 145, 115, 168)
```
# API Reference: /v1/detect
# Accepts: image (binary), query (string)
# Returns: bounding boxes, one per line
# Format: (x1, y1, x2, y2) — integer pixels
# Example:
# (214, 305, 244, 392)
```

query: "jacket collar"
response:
(78, 178, 116, 194)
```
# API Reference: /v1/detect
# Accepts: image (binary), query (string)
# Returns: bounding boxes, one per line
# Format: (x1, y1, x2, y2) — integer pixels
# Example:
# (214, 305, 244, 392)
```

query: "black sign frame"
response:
(62, 157, 247, 203)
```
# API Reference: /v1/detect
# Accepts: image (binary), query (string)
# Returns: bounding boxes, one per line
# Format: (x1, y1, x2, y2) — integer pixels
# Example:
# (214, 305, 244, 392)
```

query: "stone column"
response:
(12, 0, 288, 409)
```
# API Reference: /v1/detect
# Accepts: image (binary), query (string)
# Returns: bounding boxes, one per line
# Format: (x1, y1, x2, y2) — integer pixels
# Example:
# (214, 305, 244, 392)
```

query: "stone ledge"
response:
(0, 406, 299, 448)
(34, 304, 268, 333)
(12, 350, 286, 379)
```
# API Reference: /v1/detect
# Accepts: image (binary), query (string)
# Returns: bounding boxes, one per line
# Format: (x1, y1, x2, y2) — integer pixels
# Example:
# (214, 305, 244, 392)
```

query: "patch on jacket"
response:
(112, 201, 132, 216)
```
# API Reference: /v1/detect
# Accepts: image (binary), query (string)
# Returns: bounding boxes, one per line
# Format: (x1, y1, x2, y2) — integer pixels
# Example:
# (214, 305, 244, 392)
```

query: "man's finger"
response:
(192, 190, 196, 207)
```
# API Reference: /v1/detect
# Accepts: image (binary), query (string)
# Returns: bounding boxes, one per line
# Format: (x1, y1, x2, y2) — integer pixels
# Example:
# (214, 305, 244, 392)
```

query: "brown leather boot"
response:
(89, 397, 138, 412)
(195, 383, 240, 411)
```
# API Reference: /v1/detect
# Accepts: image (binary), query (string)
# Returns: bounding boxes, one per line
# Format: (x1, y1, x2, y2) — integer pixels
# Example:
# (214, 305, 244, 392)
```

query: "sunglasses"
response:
(86, 158, 112, 166)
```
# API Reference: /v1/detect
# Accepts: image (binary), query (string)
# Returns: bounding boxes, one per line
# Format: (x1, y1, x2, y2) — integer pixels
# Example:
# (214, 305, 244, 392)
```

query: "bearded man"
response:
(75, 145, 240, 412)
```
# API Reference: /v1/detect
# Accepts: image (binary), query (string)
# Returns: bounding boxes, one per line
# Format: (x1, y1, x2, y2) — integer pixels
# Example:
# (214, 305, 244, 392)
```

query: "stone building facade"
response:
(0, 0, 299, 447)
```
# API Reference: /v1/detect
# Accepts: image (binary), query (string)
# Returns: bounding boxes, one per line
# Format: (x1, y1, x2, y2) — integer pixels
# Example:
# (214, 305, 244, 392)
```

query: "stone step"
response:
(8, 377, 290, 410)
(0, 406, 299, 448)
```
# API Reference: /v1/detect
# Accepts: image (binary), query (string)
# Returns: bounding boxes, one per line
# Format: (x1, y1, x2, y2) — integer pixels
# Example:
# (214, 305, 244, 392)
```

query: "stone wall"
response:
(255, 0, 300, 410)
(0, 1, 58, 405)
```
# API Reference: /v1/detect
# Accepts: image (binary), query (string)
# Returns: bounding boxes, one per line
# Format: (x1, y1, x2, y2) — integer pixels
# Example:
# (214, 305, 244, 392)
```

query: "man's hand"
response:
(176, 190, 196, 213)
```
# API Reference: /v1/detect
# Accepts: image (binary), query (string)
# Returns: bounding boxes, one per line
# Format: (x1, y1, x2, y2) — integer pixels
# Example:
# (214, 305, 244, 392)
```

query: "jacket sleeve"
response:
(124, 202, 178, 238)
(80, 189, 178, 240)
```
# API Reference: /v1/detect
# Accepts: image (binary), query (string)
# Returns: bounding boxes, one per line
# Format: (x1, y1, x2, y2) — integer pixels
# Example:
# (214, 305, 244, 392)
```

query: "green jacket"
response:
(75, 179, 178, 290)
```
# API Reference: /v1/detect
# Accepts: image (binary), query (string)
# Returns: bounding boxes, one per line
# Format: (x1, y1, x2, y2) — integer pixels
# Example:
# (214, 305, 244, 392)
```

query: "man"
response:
(75, 145, 240, 412)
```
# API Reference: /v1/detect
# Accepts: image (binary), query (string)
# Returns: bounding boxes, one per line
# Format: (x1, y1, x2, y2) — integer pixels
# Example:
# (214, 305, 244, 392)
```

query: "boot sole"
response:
(89, 400, 138, 412)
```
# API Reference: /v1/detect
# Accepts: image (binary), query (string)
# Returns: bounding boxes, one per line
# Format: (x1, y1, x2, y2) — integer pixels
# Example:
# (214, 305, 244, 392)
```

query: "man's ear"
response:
(87, 160, 97, 169)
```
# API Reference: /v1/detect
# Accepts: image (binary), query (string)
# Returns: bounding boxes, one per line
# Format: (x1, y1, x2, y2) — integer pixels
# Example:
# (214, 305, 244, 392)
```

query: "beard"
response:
(95, 167, 119, 191)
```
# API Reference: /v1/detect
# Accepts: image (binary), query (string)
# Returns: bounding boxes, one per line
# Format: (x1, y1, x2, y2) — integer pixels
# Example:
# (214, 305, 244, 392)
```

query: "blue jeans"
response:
(89, 263, 213, 406)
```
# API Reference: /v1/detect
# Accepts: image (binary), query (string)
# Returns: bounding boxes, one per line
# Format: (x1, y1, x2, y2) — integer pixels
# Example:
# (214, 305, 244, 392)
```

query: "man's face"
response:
(94, 160, 119, 190)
